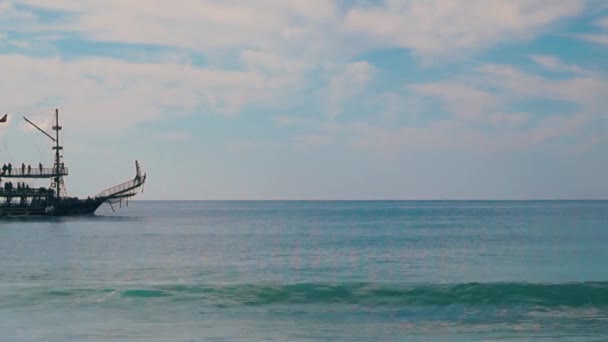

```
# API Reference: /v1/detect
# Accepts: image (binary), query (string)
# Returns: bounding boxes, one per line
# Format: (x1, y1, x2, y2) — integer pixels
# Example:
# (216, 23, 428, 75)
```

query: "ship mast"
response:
(51, 108, 64, 199)
(20, 109, 68, 198)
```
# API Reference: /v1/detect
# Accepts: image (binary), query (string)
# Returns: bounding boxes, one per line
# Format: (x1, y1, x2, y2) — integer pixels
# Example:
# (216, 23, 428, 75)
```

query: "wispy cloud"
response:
(349, 53, 607, 154)
(7, 0, 596, 62)
(2, 2, 604, 142)
(343, 0, 587, 59)
(411, 82, 499, 122)
(473, 62, 607, 112)
(570, 15, 608, 45)
(327, 61, 376, 120)
(576, 34, 608, 45)
(8, 0, 341, 59)
(529, 54, 584, 73)
(0, 54, 296, 133)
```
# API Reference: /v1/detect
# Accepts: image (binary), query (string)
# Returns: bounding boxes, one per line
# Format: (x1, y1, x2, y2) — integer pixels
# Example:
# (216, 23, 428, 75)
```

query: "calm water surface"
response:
(0, 201, 607, 341)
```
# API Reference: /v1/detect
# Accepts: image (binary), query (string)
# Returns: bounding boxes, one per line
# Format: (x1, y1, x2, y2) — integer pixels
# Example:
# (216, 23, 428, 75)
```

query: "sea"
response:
(0, 200, 607, 341)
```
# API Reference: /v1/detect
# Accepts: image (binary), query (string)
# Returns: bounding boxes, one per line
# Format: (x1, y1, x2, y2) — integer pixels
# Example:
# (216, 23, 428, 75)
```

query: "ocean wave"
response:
(6, 282, 608, 308)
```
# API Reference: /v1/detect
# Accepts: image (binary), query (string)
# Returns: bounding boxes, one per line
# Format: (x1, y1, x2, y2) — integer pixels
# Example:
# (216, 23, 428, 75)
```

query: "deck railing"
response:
(0, 167, 68, 178)
(0, 188, 54, 197)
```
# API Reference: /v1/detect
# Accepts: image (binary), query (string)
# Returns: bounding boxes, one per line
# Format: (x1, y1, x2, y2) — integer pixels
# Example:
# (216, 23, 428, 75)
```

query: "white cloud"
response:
(529, 54, 584, 73)
(240, 50, 314, 85)
(343, 0, 586, 59)
(2, 1, 605, 154)
(8, 0, 597, 62)
(350, 55, 607, 154)
(2, 0, 601, 130)
(411, 82, 499, 121)
(473, 63, 608, 113)
(327, 61, 376, 120)
(575, 34, 608, 45)
(10, 0, 341, 61)
(0, 54, 293, 134)
(570, 15, 608, 45)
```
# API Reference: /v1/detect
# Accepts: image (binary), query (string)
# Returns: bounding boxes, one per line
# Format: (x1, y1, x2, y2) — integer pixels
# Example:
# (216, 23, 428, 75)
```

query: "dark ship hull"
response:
(0, 197, 106, 217)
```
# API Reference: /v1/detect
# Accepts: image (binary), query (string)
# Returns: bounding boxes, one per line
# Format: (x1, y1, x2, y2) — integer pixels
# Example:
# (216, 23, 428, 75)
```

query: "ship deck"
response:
(1, 167, 68, 178)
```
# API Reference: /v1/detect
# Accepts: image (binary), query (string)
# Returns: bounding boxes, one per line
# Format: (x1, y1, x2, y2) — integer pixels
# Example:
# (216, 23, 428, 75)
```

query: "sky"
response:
(0, 0, 608, 200)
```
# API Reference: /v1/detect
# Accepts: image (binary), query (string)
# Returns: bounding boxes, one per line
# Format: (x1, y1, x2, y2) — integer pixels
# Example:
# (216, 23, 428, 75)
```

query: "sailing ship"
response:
(0, 109, 146, 217)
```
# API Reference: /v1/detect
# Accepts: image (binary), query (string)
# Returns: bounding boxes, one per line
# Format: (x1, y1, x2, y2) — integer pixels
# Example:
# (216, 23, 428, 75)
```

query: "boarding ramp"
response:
(95, 176, 146, 200)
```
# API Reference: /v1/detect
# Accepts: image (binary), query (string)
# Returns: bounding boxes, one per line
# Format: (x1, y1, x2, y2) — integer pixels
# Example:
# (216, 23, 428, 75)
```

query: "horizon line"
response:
(130, 198, 608, 202)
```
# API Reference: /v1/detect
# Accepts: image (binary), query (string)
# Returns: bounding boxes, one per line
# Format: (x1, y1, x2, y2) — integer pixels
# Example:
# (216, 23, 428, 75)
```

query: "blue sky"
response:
(1, 0, 608, 200)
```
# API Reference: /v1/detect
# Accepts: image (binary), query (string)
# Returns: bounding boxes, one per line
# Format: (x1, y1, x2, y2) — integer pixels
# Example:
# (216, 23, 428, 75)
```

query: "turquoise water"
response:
(1, 201, 607, 341)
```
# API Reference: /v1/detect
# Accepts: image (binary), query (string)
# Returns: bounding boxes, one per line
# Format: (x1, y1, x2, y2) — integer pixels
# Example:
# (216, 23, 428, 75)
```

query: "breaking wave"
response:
(6, 282, 608, 308)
